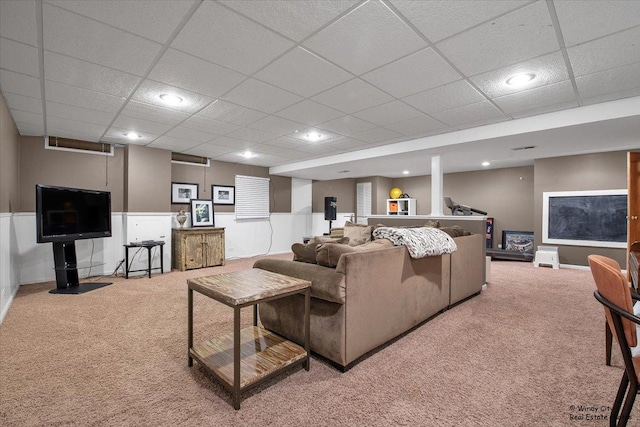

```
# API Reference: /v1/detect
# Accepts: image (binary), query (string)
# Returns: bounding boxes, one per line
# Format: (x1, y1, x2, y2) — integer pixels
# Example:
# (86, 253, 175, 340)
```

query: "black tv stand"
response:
(51, 241, 111, 294)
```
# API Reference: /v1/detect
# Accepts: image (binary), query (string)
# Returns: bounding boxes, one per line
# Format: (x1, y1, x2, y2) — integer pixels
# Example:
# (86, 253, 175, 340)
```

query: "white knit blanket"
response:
(372, 227, 457, 258)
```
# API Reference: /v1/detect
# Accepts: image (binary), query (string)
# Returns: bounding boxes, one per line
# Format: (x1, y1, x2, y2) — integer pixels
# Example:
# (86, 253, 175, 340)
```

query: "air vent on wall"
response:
(171, 152, 210, 167)
(45, 136, 113, 155)
(511, 145, 537, 151)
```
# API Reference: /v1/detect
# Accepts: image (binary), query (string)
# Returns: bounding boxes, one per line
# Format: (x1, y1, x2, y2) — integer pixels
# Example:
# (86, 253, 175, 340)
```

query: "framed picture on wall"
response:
(171, 182, 199, 204)
(502, 230, 534, 254)
(212, 185, 235, 205)
(191, 199, 214, 227)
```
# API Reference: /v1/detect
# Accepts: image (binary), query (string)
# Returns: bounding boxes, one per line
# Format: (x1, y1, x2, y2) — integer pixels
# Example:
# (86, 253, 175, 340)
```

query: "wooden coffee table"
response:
(187, 268, 311, 410)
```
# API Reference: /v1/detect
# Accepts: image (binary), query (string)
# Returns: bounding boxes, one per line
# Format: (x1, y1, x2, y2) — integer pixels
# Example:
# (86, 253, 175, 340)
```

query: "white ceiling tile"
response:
(554, 0, 640, 47)
(267, 135, 314, 150)
(245, 143, 288, 155)
(181, 115, 240, 136)
(436, 1, 559, 75)
(362, 47, 462, 98)
(384, 115, 448, 137)
(15, 122, 44, 136)
(0, 38, 39, 77)
(275, 100, 344, 125)
(403, 80, 485, 114)
(47, 126, 103, 141)
(2, 92, 42, 115)
(183, 143, 234, 158)
(112, 115, 173, 136)
(165, 126, 217, 143)
(46, 115, 107, 136)
(120, 101, 190, 126)
(147, 135, 202, 152)
(391, 0, 528, 43)
(198, 101, 267, 126)
(471, 51, 570, 98)
(222, 79, 303, 114)
(352, 100, 423, 126)
(316, 115, 377, 136)
(11, 110, 43, 127)
(575, 62, 640, 101)
(254, 47, 353, 98)
(431, 101, 507, 127)
(207, 136, 254, 150)
(582, 87, 640, 106)
(46, 101, 114, 125)
(510, 101, 579, 119)
(220, 0, 357, 41)
(102, 126, 158, 145)
(44, 51, 140, 97)
(352, 126, 404, 143)
(304, 0, 427, 75)
(0, 69, 42, 98)
(48, 0, 197, 43)
(312, 79, 394, 114)
(45, 80, 126, 113)
(148, 49, 246, 98)
(42, 3, 162, 75)
(225, 127, 276, 144)
(247, 115, 304, 136)
(289, 128, 341, 143)
(0, 0, 37, 46)
(172, 1, 294, 75)
(492, 80, 577, 115)
(568, 27, 640, 77)
(131, 79, 214, 114)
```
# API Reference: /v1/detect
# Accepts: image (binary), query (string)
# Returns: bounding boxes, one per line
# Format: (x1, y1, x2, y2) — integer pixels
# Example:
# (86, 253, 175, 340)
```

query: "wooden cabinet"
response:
(172, 227, 225, 271)
(386, 198, 416, 215)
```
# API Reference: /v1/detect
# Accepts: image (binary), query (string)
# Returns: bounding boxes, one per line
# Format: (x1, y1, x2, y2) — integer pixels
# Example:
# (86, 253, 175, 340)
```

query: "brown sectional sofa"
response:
(253, 225, 484, 370)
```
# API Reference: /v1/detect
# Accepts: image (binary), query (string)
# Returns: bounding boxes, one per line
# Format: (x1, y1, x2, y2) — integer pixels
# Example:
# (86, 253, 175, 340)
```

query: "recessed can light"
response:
(241, 151, 254, 158)
(159, 94, 183, 105)
(305, 132, 323, 142)
(124, 131, 141, 140)
(482, 161, 490, 167)
(506, 73, 536, 87)
(402, 170, 410, 175)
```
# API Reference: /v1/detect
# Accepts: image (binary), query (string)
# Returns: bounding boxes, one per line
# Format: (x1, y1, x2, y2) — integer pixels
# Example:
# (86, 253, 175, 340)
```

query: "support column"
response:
(430, 155, 444, 216)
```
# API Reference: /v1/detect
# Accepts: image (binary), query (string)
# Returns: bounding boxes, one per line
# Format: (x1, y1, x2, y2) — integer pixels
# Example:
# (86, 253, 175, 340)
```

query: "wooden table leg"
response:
(188, 287, 193, 367)
(606, 321, 612, 366)
(233, 307, 241, 410)
(304, 288, 310, 371)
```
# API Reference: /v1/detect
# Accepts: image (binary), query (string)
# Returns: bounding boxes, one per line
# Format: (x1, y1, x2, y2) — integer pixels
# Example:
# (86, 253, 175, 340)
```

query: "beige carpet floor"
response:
(0, 255, 637, 426)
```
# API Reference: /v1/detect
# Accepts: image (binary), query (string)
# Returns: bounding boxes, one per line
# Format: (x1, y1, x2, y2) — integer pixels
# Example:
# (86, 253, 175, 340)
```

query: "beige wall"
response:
(124, 145, 170, 212)
(19, 136, 125, 212)
(171, 160, 291, 213)
(356, 176, 393, 215)
(534, 151, 627, 266)
(391, 175, 432, 215)
(312, 178, 356, 213)
(0, 92, 20, 213)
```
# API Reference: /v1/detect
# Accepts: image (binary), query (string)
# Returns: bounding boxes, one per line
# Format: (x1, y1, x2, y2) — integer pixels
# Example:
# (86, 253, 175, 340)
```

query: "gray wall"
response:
(534, 151, 627, 266)
(0, 92, 20, 213)
(356, 176, 393, 215)
(124, 145, 170, 213)
(312, 178, 356, 213)
(391, 175, 432, 215)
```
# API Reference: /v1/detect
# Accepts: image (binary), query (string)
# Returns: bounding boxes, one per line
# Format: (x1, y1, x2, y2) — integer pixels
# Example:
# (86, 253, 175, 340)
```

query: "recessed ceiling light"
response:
(402, 170, 410, 175)
(482, 161, 490, 167)
(304, 132, 323, 142)
(506, 73, 536, 87)
(124, 131, 141, 140)
(159, 93, 183, 105)
(241, 151, 254, 158)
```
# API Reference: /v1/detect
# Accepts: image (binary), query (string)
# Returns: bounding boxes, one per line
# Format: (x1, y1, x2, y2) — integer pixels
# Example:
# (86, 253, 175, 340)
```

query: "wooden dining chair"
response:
(590, 254, 640, 427)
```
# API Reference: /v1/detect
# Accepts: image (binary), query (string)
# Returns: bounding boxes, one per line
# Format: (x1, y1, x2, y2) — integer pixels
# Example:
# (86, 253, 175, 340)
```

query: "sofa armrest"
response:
(450, 234, 485, 304)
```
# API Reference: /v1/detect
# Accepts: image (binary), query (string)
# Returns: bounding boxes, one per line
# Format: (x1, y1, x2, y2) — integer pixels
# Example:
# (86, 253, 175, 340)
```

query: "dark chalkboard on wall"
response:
(543, 190, 627, 248)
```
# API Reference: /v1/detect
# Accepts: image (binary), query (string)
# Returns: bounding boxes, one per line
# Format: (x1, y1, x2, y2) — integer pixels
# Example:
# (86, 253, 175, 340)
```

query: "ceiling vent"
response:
(171, 152, 210, 167)
(45, 136, 113, 155)
(511, 145, 537, 151)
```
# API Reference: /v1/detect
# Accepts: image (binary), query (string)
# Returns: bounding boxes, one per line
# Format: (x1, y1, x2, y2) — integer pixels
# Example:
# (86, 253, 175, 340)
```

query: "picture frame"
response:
(171, 182, 199, 204)
(190, 199, 214, 227)
(212, 184, 235, 205)
(502, 231, 534, 254)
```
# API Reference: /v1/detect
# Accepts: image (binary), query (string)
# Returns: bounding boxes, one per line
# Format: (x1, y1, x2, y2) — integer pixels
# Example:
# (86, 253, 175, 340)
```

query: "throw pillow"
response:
(291, 242, 319, 264)
(438, 225, 471, 238)
(344, 221, 373, 246)
(424, 220, 440, 228)
(316, 242, 357, 268)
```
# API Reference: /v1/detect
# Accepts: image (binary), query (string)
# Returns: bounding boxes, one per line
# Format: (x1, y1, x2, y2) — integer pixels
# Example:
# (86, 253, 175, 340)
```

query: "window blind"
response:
(235, 175, 270, 219)
(356, 182, 372, 224)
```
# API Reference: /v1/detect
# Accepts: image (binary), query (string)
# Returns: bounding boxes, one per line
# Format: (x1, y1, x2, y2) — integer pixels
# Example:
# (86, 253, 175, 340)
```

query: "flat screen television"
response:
(36, 184, 112, 243)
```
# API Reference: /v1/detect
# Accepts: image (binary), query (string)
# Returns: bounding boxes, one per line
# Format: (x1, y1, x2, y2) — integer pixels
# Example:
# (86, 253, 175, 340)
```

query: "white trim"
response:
(171, 159, 210, 167)
(44, 136, 114, 156)
(0, 285, 19, 324)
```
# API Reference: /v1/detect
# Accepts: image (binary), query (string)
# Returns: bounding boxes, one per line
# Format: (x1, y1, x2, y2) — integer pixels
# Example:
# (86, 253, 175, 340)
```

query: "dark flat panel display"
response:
(548, 194, 627, 242)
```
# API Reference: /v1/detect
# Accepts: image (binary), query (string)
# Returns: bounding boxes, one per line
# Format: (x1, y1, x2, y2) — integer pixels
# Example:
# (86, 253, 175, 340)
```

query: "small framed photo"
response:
(502, 230, 534, 254)
(171, 182, 199, 204)
(191, 199, 214, 227)
(212, 184, 235, 205)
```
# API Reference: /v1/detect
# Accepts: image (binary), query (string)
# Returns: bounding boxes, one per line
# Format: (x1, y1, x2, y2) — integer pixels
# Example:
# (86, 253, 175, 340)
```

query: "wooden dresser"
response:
(172, 227, 225, 271)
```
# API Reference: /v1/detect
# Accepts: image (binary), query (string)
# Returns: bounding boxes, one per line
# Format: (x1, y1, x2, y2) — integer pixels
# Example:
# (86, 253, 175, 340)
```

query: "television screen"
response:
(36, 185, 112, 243)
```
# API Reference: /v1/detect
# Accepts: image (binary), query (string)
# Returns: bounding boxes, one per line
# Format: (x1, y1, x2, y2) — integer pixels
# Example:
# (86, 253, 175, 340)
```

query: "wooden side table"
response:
(187, 269, 311, 410)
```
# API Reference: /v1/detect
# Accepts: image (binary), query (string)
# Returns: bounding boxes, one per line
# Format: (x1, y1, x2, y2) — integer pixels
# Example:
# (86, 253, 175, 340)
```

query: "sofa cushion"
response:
(316, 242, 357, 267)
(439, 225, 471, 238)
(292, 242, 319, 264)
(344, 221, 373, 246)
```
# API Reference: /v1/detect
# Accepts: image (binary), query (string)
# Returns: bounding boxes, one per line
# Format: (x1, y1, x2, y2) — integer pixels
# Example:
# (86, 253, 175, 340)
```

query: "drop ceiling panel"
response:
(207, 136, 254, 150)
(46, 116, 107, 136)
(247, 115, 304, 136)
(431, 101, 506, 127)
(0, 70, 42, 99)
(353, 100, 423, 126)
(181, 115, 240, 136)
(47, 0, 197, 43)
(554, 0, 640, 47)
(390, 0, 529, 43)
(147, 135, 201, 152)
(316, 115, 377, 136)
(42, 3, 161, 76)
(120, 101, 190, 126)
(225, 127, 277, 144)
(0, 38, 40, 77)
(198, 101, 267, 126)
(436, 1, 559, 76)
(303, 0, 427, 75)
(102, 126, 157, 145)
(254, 47, 353, 98)
(352, 126, 404, 144)
(171, 1, 294, 75)
(275, 100, 344, 125)
(222, 78, 303, 114)
(165, 126, 217, 143)
(311, 78, 393, 114)
(470, 51, 570, 98)
(576, 62, 640, 101)
(16, 122, 44, 136)
(130, 79, 214, 114)
(0, 0, 37, 46)
(510, 100, 579, 120)
(45, 80, 126, 113)
(384, 115, 448, 137)
(11, 110, 43, 127)
(492, 80, 576, 115)
(183, 143, 234, 158)
(2, 92, 42, 115)
(148, 48, 245, 98)
(361, 47, 462, 98)
(567, 27, 640, 77)
(44, 51, 140, 97)
(245, 143, 288, 155)
(267, 135, 315, 150)
(111, 115, 173, 136)
(46, 101, 114, 125)
(220, 0, 357, 41)
(402, 80, 485, 115)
